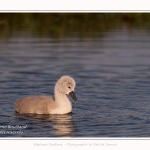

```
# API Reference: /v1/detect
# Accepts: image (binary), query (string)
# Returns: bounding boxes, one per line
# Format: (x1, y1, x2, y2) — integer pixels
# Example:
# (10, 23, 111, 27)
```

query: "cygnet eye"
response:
(68, 86, 71, 89)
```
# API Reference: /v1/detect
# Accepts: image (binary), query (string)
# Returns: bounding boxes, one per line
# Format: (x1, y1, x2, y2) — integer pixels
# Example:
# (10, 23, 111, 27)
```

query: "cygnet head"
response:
(55, 75, 78, 102)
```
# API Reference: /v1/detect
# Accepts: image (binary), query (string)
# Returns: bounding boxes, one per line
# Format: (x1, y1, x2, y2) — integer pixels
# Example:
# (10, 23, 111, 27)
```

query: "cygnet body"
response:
(14, 75, 78, 114)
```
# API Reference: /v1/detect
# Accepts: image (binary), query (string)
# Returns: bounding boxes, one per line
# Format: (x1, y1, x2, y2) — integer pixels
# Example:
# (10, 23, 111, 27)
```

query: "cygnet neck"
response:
(54, 87, 71, 106)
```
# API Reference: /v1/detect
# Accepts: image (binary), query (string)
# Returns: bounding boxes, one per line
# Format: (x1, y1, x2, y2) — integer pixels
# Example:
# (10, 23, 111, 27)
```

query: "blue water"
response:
(0, 28, 150, 137)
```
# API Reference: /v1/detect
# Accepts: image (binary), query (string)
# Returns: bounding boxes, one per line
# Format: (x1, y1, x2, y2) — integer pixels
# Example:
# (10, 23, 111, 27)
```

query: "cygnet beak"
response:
(69, 91, 78, 102)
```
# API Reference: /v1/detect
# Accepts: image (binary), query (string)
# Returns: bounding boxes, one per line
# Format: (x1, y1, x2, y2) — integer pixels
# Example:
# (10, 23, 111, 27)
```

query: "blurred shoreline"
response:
(0, 13, 150, 38)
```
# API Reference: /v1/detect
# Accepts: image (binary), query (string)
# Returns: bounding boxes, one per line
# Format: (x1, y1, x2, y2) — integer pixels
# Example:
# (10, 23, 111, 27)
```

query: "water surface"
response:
(0, 28, 150, 137)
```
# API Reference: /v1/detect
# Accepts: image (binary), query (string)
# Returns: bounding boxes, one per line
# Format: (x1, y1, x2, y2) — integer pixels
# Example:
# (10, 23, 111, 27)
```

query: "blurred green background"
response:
(0, 13, 150, 37)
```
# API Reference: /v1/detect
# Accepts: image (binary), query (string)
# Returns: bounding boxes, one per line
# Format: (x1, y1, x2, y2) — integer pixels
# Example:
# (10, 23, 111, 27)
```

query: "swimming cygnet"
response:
(14, 75, 78, 115)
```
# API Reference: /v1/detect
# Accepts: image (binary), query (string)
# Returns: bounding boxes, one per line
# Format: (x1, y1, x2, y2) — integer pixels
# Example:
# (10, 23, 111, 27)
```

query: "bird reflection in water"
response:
(52, 113, 76, 137)
(15, 112, 77, 137)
